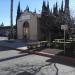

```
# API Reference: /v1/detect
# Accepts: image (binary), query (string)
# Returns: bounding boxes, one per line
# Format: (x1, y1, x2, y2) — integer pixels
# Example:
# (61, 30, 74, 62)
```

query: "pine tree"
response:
(1, 22, 4, 27)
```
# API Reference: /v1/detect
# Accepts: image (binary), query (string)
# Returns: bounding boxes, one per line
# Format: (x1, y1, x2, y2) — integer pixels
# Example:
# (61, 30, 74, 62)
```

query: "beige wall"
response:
(17, 11, 38, 41)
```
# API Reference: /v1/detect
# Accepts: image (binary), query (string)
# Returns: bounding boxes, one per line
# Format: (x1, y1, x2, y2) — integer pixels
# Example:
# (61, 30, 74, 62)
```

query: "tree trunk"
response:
(10, 0, 14, 39)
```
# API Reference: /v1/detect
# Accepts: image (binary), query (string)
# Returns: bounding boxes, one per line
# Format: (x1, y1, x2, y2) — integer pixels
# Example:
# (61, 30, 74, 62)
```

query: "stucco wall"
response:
(17, 11, 38, 41)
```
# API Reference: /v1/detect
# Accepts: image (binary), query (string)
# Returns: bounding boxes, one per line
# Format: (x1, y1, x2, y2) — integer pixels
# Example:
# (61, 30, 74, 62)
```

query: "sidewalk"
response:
(0, 40, 28, 50)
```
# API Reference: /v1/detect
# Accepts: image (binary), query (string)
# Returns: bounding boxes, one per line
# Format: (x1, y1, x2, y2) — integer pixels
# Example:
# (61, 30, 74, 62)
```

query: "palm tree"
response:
(10, 0, 14, 39)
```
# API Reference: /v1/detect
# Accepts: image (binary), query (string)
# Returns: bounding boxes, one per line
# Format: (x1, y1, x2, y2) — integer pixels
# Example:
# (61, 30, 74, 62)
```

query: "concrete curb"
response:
(0, 45, 75, 62)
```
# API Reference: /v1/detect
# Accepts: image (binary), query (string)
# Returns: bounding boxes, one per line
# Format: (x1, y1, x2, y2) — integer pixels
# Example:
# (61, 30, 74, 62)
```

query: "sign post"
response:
(61, 25, 68, 55)
(64, 29, 66, 55)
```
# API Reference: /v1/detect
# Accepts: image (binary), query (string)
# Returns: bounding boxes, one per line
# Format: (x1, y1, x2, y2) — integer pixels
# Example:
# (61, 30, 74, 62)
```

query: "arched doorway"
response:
(23, 21, 30, 41)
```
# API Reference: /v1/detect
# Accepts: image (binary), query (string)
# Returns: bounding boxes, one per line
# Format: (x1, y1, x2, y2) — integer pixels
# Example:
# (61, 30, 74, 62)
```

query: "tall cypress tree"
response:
(26, 5, 29, 12)
(42, 1, 46, 14)
(46, 1, 50, 15)
(59, 0, 63, 13)
(53, 2, 58, 16)
(41, 1, 48, 40)
(10, 0, 14, 39)
(53, 5, 56, 15)
(16, 1, 21, 20)
(41, 1, 55, 41)
(55, 2, 58, 16)
(61, 0, 63, 12)
(16, 1, 21, 39)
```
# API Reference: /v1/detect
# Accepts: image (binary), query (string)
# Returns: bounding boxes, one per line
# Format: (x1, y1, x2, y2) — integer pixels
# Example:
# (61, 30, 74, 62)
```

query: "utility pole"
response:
(10, 0, 14, 39)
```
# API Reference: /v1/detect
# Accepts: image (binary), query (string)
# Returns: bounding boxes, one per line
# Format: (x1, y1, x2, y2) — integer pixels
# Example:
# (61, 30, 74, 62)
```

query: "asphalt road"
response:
(0, 47, 75, 75)
(0, 37, 75, 75)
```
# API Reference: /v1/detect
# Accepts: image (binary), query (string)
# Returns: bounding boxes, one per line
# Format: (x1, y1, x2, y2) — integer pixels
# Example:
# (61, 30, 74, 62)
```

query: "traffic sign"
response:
(61, 25, 68, 30)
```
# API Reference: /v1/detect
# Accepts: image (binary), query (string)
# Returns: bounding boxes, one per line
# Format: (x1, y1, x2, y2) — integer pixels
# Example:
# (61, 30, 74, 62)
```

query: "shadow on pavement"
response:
(0, 40, 26, 49)
(0, 46, 12, 51)
(56, 51, 75, 58)
(46, 56, 75, 68)
(16, 71, 33, 75)
(0, 53, 30, 62)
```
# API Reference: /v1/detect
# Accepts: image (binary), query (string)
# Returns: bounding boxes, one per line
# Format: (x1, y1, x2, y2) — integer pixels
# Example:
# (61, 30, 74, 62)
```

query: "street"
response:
(0, 47, 75, 75)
